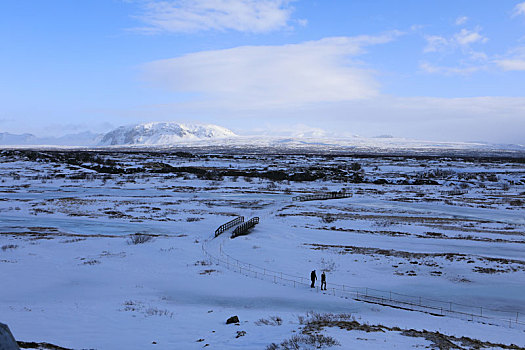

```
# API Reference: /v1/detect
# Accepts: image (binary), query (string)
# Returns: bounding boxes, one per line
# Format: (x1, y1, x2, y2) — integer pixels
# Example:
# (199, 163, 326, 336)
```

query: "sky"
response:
(1, 0, 525, 143)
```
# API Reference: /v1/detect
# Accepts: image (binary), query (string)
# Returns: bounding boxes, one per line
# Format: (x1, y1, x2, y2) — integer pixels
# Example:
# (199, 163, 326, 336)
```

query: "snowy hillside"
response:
(98, 122, 237, 146)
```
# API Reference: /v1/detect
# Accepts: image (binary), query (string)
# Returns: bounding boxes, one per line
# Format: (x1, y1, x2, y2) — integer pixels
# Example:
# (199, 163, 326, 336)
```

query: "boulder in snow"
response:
(226, 316, 240, 324)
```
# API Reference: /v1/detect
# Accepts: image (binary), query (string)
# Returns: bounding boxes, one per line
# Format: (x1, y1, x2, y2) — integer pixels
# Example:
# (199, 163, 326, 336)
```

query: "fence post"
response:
(449, 302, 452, 312)
(517, 312, 519, 323)
(365, 288, 368, 297)
(419, 296, 421, 306)
(480, 307, 482, 317)
(389, 291, 392, 301)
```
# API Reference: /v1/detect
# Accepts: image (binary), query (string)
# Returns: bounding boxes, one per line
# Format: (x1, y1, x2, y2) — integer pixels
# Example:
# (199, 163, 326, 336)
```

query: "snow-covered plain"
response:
(0, 149, 524, 349)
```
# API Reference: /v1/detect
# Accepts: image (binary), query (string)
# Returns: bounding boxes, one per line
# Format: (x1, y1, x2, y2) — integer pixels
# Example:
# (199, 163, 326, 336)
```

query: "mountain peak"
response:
(99, 122, 237, 146)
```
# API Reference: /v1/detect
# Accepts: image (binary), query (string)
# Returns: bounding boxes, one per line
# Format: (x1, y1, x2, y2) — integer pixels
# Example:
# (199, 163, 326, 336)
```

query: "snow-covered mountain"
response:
(0, 132, 37, 145)
(1, 122, 523, 155)
(99, 122, 237, 146)
(0, 131, 100, 146)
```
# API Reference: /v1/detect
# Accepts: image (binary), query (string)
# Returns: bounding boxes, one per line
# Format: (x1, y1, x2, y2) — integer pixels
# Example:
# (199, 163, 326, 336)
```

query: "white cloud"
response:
(494, 46, 525, 71)
(453, 28, 488, 46)
(496, 59, 525, 71)
(455, 16, 468, 25)
(424, 27, 487, 53)
(469, 51, 488, 61)
(133, 0, 297, 33)
(422, 27, 488, 74)
(423, 27, 488, 52)
(419, 62, 486, 75)
(142, 33, 403, 107)
(512, 2, 525, 17)
(423, 35, 448, 53)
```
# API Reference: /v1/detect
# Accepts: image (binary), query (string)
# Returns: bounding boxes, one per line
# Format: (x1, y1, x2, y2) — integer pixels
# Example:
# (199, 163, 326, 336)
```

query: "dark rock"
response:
(0, 323, 19, 350)
(226, 316, 239, 324)
(235, 331, 246, 338)
(373, 178, 389, 184)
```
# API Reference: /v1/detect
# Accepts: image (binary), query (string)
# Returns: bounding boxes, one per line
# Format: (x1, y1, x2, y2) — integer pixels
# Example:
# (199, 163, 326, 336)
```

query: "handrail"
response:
(231, 217, 259, 238)
(214, 216, 244, 237)
(293, 191, 352, 202)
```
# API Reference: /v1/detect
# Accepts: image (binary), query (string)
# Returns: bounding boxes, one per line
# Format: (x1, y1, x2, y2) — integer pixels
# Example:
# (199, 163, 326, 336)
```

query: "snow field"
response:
(1, 150, 524, 348)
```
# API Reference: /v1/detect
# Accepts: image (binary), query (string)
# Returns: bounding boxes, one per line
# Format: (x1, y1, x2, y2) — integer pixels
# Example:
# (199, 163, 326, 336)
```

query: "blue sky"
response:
(1, 0, 525, 143)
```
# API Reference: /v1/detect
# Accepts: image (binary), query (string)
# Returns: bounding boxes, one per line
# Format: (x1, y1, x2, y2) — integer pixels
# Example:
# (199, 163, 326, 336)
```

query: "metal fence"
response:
(441, 189, 468, 196)
(201, 238, 524, 330)
(214, 216, 244, 237)
(231, 217, 260, 238)
(292, 192, 352, 202)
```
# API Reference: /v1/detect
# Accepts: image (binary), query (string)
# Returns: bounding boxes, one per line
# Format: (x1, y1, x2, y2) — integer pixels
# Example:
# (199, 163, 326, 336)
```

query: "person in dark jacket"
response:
(321, 272, 326, 290)
(310, 270, 317, 288)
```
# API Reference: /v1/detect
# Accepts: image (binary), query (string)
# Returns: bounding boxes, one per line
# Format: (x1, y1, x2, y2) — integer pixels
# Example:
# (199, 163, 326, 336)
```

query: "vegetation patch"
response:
(127, 234, 154, 245)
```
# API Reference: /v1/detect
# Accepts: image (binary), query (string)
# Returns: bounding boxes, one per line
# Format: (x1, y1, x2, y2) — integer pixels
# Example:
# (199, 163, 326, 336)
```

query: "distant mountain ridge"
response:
(99, 122, 237, 146)
(0, 131, 100, 146)
(0, 132, 36, 145)
(1, 122, 523, 154)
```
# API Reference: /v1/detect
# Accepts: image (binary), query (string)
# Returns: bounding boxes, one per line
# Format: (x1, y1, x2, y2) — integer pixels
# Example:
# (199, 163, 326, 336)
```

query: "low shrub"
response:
(128, 234, 154, 245)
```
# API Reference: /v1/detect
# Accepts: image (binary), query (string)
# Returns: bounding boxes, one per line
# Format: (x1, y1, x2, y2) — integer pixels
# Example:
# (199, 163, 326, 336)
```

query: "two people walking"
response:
(310, 270, 327, 290)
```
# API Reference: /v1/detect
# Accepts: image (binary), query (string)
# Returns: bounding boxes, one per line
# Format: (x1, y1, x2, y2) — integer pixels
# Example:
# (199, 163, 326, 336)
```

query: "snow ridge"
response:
(99, 122, 237, 146)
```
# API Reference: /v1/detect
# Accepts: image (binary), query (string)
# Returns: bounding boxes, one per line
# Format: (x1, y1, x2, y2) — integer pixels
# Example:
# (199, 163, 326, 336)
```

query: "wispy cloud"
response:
(455, 16, 468, 25)
(424, 27, 487, 53)
(453, 28, 488, 46)
(495, 46, 525, 71)
(422, 26, 488, 74)
(423, 35, 448, 53)
(419, 62, 487, 75)
(512, 2, 525, 17)
(142, 32, 403, 107)
(497, 59, 525, 70)
(133, 0, 298, 33)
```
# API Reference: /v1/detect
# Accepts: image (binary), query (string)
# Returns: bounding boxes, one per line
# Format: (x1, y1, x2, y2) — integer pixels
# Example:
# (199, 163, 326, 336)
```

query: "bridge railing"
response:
(292, 191, 352, 202)
(214, 216, 244, 237)
(231, 217, 259, 238)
